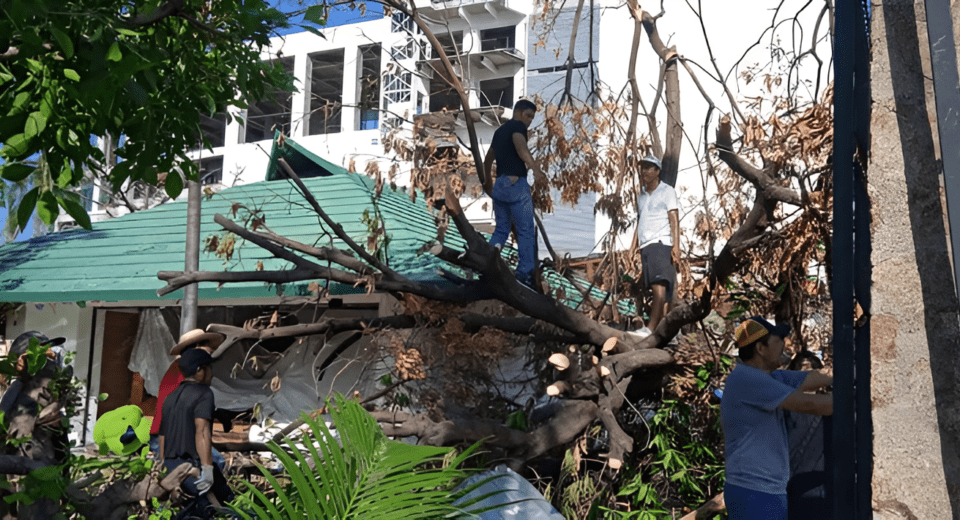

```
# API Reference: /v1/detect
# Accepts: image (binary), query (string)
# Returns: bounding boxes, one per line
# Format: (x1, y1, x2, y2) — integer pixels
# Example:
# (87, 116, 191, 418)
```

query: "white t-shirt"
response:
(637, 182, 679, 248)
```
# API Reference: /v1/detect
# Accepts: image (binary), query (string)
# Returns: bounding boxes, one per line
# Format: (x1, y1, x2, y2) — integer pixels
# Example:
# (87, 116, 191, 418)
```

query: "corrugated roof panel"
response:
(0, 143, 456, 303)
(0, 137, 635, 317)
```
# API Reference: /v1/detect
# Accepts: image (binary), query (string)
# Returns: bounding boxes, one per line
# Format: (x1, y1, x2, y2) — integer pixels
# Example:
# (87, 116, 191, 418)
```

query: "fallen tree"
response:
(155, 0, 831, 476)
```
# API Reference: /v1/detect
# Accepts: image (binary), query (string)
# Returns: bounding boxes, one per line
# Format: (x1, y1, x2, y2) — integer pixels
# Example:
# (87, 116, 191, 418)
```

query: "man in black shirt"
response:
(159, 348, 233, 514)
(483, 99, 547, 288)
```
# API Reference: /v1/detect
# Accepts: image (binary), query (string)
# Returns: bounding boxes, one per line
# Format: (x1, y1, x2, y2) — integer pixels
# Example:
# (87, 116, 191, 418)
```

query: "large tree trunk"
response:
(869, 1, 960, 518)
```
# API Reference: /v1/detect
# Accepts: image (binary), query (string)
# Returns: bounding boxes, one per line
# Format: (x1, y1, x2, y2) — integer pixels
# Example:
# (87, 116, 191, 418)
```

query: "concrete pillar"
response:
(342, 44, 359, 132)
(291, 52, 311, 137)
(869, 1, 960, 517)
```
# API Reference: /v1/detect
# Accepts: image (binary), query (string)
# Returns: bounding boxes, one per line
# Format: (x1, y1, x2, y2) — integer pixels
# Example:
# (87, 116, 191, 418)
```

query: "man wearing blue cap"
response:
(636, 155, 680, 334)
(159, 348, 233, 515)
(721, 316, 833, 519)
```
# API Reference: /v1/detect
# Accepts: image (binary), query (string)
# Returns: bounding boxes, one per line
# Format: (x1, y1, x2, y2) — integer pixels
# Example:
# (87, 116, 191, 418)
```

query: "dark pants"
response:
(164, 457, 234, 519)
(724, 483, 787, 520)
(640, 242, 676, 301)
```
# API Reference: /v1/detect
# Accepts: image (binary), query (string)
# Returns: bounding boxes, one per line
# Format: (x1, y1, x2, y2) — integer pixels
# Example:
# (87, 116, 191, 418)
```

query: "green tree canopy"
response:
(0, 0, 301, 229)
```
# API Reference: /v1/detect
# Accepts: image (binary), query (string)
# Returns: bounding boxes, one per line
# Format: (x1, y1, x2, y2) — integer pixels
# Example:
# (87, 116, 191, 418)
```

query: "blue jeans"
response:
(490, 176, 536, 282)
(724, 483, 787, 520)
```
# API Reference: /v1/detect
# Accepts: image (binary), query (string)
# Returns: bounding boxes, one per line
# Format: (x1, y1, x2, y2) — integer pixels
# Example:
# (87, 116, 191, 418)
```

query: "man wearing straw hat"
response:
(149, 328, 227, 470)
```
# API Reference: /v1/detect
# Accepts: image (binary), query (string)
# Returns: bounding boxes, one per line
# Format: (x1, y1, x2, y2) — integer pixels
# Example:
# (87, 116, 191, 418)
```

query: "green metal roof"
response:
(0, 137, 636, 316)
(0, 140, 463, 303)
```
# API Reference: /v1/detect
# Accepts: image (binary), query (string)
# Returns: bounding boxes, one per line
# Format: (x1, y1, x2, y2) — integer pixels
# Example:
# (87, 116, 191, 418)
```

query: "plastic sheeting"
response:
(124, 312, 374, 424)
(209, 337, 326, 423)
(127, 309, 177, 397)
(453, 465, 564, 519)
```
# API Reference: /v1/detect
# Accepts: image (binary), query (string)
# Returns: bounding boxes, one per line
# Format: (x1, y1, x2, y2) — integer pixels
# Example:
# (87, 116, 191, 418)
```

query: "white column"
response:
(291, 52, 311, 137)
(341, 45, 359, 132)
(223, 106, 243, 184)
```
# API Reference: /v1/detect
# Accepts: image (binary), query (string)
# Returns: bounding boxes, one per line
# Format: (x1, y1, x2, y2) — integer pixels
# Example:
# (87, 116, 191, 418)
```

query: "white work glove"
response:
(196, 464, 214, 495)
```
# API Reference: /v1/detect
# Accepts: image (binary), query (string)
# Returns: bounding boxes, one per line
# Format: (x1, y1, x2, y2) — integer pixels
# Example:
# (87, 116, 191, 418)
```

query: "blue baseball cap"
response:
(640, 155, 662, 170)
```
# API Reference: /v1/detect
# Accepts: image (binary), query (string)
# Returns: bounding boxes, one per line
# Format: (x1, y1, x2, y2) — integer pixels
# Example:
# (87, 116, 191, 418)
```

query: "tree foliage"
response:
(232, 394, 486, 520)
(0, 0, 294, 229)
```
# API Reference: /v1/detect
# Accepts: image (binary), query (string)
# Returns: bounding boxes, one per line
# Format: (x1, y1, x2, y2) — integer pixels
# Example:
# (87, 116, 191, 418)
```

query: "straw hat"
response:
(170, 328, 225, 357)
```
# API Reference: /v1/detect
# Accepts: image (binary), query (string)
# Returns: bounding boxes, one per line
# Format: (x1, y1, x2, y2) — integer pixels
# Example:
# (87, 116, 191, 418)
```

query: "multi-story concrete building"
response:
(76, 1, 604, 258)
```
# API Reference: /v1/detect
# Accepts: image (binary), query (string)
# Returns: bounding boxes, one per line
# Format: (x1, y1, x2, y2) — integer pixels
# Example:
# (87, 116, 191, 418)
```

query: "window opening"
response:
(433, 31, 463, 58)
(244, 57, 295, 143)
(429, 75, 461, 112)
(480, 26, 516, 51)
(359, 44, 382, 130)
(199, 156, 224, 185)
(199, 114, 227, 149)
(480, 77, 514, 108)
(309, 49, 345, 135)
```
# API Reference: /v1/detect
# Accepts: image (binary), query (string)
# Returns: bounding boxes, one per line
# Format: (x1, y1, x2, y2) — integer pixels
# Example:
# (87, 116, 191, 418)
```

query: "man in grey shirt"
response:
(721, 316, 833, 519)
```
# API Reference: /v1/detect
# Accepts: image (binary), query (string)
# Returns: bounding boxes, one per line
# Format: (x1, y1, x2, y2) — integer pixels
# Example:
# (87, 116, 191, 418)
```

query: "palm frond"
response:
(232, 393, 485, 520)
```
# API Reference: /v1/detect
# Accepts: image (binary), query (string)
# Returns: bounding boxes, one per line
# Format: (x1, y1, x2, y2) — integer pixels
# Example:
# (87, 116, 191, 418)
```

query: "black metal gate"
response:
(831, 0, 872, 518)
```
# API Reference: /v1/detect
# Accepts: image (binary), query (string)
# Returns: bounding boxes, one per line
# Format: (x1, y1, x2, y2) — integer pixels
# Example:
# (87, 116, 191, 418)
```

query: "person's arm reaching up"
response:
(798, 370, 833, 392)
(779, 391, 833, 415)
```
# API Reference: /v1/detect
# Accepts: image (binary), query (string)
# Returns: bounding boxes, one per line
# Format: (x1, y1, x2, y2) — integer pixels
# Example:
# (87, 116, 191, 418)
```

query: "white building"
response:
(73, 0, 606, 259)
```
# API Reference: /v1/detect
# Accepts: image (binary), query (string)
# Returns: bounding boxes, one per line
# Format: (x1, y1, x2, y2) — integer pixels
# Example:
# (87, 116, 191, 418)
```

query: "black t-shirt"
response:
(492, 119, 528, 178)
(159, 381, 214, 461)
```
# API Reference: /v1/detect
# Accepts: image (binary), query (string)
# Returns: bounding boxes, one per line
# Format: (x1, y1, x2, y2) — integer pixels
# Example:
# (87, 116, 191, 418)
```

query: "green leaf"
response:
(2, 133, 33, 158)
(0, 163, 35, 182)
(56, 162, 73, 188)
(106, 42, 122, 62)
(506, 409, 527, 431)
(36, 190, 60, 225)
(38, 92, 54, 118)
(24, 111, 47, 139)
(304, 5, 327, 25)
(116, 28, 141, 37)
(50, 28, 74, 59)
(203, 95, 216, 116)
(11, 92, 30, 112)
(98, 393, 108, 401)
(25, 338, 46, 376)
(63, 69, 80, 82)
(299, 25, 327, 40)
(165, 171, 183, 199)
(16, 187, 39, 234)
(59, 195, 92, 230)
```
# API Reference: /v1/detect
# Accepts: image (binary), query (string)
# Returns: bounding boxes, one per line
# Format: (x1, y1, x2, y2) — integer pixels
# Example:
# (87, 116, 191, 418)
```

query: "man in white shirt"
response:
(636, 155, 680, 334)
